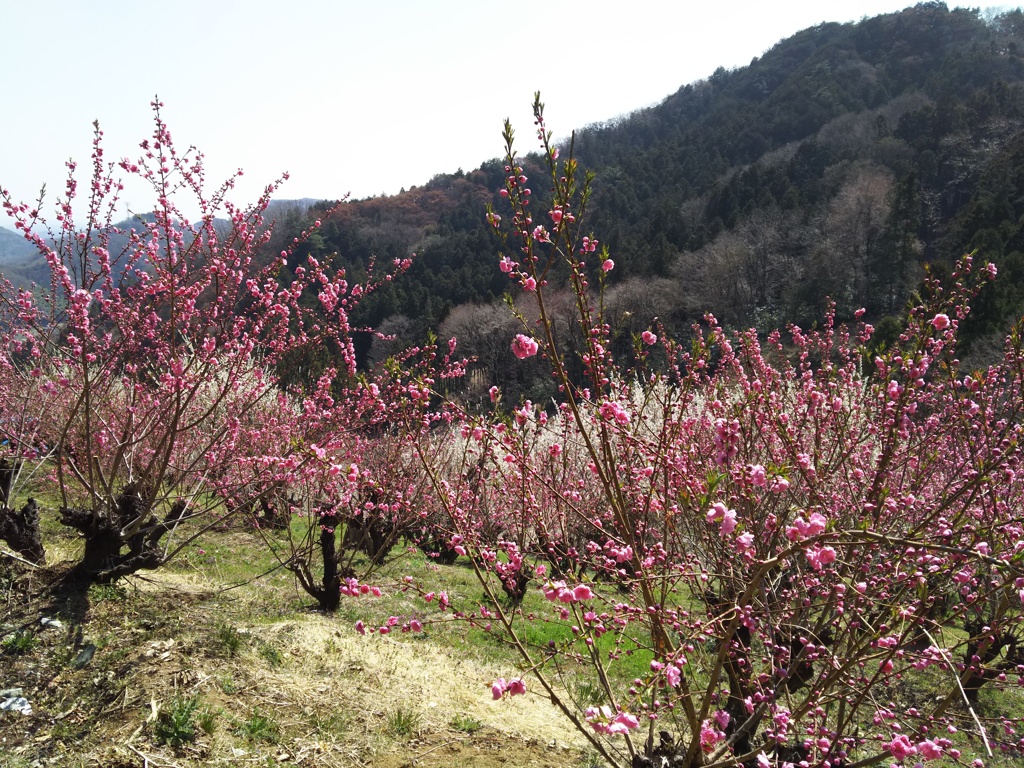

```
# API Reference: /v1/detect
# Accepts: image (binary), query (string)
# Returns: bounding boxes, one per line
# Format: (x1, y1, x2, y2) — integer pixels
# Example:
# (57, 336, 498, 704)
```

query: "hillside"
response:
(8, 4, 1024, 362)
(0, 226, 48, 287)
(261, 3, 1024, 365)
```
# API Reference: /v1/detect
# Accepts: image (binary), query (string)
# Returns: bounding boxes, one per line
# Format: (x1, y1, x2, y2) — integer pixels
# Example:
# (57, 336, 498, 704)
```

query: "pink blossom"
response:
(700, 720, 724, 751)
(749, 464, 767, 487)
(917, 740, 943, 761)
(807, 546, 837, 571)
(806, 512, 827, 535)
(523, 276, 537, 291)
(706, 502, 729, 523)
(642, 330, 657, 345)
(499, 256, 514, 273)
(887, 734, 917, 761)
(665, 664, 681, 687)
(602, 258, 614, 272)
(931, 313, 950, 330)
(609, 711, 639, 733)
(586, 706, 641, 735)
(543, 580, 567, 601)
(492, 678, 507, 700)
(511, 334, 539, 360)
(720, 507, 738, 535)
(787, 512, 828, 541)
(507, 678, 526, 696)
(355, 620, 366, 635)
(573, 584, 594, 601)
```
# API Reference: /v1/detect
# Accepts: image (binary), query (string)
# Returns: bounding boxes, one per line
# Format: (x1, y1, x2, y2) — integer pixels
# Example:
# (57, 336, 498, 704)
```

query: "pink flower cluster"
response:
(543, 580, 593, 603)
(713, 418, 740, 465)
(806, 545, 837, 571)
(700, 718, 725, 751)
(492, 677, 526, 700)
(887, 734, 956, 762)
(706, 502, 738, 535)
(585, 706, 639, 735)
(599, 400, 630, 425)
(511, 334, 539, 359)
(785, 511, 828, 541)
(339, 578, 382, 597)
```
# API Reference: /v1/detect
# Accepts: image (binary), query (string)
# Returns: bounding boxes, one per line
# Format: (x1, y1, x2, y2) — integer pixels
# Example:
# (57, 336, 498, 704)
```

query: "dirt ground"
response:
(0, 561, 597, 768)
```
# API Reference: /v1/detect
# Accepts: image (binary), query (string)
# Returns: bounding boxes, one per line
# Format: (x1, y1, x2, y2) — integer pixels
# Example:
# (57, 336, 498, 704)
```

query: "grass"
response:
(257, 641, 283, 668)
(197, 707, 218, 736)
(308, 709, 349, 738)
(2, 630, 37, 655)
(154, 695, 200, 746)
(215, 623, 245, 657)
(0, 488, 597, 766)
(450, 713, 483, 733)
(571, 679, 607, 708)
(386, 707, 421, 737)
(88, 582, 127, 603)
(236, 712, 280, 744)
(217, 672, 239, 695)
(22, 499, 1024, 768)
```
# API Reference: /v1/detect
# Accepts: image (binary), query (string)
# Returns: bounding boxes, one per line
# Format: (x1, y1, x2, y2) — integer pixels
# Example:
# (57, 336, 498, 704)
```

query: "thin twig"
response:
(0, 548, 42, 568)
(922, 627, 992, 758)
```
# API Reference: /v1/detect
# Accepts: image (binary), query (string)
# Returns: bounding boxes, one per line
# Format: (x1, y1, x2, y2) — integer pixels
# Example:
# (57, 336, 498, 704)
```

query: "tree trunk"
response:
(318, 507, 341, 612)
(0, 498, 46, 564)
(61, 486, 186, 583)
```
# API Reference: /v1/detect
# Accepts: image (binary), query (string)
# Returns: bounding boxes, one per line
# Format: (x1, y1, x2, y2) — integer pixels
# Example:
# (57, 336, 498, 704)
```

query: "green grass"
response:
(215, 623, 245, 657)
(88, 583, 127, 603)
(385, 707, 421, 737)
(154, 695, 200, 746)
(236, 712, 280, 744)
(449, 713, 483, 734)
(2, 630, 37, 655)
(217, 672, 239, 695)
(197, 707, 219, 736)
(571, 679, 607, 707)
(257, 641, 283, 668)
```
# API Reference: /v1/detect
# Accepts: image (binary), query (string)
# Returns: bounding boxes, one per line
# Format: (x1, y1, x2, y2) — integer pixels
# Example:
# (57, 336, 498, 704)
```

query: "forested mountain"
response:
(264, 2, 1024, 376)
(8, 3, 1024, 387)
(0, 225, 47, 286)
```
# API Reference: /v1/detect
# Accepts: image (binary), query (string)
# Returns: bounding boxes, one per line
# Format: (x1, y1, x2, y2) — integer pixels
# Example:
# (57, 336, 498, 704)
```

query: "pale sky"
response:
(0, 1, 1000, 219)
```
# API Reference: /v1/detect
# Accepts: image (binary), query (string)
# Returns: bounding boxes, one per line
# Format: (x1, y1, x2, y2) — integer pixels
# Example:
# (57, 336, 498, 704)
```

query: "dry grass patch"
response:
(0, 555, 589, 768)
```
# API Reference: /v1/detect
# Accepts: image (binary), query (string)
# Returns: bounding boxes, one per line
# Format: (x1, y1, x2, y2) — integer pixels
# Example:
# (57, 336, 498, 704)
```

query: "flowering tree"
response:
(364, 96, 1024, 768)
(230, 338, 465, 612)
(0, 101, 396, 583)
